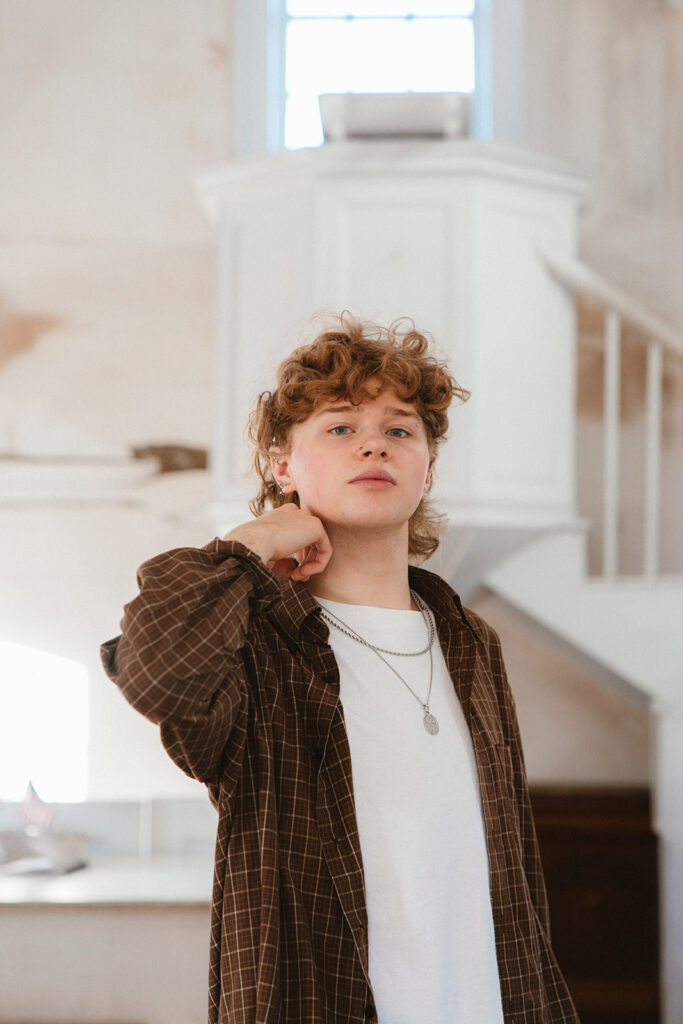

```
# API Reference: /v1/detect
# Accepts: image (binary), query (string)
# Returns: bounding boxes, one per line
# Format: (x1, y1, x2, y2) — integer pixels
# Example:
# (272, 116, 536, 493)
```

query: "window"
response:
(234, 0, 505, 156)
(284, 2, 476, 150)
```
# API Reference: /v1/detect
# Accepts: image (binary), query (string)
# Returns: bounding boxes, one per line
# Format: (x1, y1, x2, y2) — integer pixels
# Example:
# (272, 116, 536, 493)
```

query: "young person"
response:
(101, 316, 579, 1024)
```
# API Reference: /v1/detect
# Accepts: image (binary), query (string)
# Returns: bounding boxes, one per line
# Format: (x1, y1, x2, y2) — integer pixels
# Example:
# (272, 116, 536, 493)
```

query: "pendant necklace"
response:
(318, 589, 440, 736)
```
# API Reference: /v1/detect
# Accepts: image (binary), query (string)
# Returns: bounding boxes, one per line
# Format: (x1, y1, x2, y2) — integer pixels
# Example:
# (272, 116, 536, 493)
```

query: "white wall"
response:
(524, 0, 683, 330)
(0, 0, 231, 448)
(473, 593, 651, 785)
(0, 0, 232, 799)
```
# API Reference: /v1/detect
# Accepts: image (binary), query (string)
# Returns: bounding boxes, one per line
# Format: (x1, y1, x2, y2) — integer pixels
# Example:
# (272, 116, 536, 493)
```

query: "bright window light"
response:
(0, 640, 89, 802)
(284, 3, 475, 149)
(287, 2, 474, 16)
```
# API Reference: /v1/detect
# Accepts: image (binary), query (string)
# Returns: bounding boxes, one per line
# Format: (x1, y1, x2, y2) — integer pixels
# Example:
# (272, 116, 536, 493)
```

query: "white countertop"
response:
(0, 854, 214, 906)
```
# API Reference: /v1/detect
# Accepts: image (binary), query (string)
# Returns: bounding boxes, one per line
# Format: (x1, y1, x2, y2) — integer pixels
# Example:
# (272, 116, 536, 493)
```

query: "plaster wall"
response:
(0, 0, 231, 451)
(473, 593, 652, 785)
(0, 1, 232, 799)
(525, 0, 683, 577)
(525, 0, 683, 328)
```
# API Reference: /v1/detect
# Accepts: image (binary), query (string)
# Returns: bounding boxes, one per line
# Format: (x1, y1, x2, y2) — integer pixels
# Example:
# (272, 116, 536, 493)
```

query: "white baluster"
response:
(644, 340, 663, 579)
(603, 311, 621, 577)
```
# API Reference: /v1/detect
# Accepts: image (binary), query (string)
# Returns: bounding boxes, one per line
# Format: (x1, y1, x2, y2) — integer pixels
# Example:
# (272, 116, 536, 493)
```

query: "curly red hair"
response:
(247, 313, 469, 562)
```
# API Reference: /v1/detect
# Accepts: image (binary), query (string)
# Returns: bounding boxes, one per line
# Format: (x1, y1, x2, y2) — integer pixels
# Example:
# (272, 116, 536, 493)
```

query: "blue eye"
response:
(330, 425, 352, 436)
(387, 428, 409, 438)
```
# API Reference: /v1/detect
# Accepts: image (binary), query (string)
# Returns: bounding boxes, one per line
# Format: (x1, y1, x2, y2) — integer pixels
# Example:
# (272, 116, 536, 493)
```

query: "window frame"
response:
(232, 0, 524, 154)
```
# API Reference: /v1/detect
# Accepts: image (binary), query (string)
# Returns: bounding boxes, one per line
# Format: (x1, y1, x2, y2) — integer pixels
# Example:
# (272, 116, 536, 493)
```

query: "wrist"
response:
(222, 524, 274, 565)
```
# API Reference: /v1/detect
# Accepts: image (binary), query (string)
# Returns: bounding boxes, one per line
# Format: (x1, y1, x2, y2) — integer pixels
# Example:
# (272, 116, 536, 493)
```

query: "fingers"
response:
(290, 538, 333, 582)
(268, 533, 333, 582)
(269, 556, 301, 580)
(270, 550, 328, 582)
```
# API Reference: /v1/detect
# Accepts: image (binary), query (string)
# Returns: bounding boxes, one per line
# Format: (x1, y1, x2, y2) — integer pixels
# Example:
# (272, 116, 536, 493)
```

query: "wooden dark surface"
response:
(530, 787, 659, 1024)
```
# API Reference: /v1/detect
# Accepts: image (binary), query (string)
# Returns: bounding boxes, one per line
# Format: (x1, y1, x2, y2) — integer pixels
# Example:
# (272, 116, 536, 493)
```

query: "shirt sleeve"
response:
(100, 537, 281, 786)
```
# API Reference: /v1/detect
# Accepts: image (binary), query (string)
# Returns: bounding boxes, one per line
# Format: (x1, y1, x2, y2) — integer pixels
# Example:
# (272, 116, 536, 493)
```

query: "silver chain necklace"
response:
(318, 590, 440, 736)
(318, 589, 435, 656)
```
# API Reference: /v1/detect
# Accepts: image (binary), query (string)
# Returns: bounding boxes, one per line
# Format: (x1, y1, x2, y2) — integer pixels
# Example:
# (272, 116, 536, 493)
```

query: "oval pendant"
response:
(423, 712, 439, 735)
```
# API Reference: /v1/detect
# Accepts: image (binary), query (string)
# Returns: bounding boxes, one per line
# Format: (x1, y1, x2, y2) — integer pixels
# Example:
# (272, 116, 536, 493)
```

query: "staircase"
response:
(484, 251, 682, 701)
(481, 251, 683, 1024)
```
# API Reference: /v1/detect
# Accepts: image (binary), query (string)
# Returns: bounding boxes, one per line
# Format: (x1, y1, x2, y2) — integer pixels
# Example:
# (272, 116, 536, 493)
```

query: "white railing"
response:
(541, 250, 682, 580)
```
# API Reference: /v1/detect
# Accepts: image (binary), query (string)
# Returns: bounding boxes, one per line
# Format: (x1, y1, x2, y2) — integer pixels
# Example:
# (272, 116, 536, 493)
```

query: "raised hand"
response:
(223, 504, 332, 582)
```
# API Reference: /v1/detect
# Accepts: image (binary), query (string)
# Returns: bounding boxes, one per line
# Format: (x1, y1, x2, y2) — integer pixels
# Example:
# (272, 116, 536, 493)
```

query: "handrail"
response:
(540, 249, 683, 360)
(540, 248, 680, 580)
(602, 311, 621, 577)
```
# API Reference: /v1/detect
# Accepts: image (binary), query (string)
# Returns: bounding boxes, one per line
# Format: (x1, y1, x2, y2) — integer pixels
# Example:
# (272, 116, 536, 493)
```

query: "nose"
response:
(359, 428, 388, 459)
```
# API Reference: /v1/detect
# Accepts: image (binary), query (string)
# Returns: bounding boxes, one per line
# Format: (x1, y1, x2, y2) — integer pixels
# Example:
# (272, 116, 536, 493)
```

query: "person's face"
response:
(270, 382, 432, 538)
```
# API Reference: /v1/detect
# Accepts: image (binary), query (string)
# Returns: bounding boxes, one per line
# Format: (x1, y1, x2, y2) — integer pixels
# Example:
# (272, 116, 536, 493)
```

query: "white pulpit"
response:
(196, 141, 587, 594)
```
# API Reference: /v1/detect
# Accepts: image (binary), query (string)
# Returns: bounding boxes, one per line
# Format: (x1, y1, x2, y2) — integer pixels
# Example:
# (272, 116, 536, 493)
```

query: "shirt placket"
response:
(299, 631, 378, 1021)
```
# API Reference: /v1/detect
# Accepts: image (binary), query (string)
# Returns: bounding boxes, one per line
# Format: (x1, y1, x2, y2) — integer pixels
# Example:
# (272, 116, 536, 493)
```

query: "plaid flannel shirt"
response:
(101, 538, 579, 1024)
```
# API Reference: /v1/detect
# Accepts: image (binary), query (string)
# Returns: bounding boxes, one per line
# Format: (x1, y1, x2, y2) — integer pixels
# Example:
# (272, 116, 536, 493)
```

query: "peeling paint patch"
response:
(0, 306, 64, 372)
(207, 38, 230, 68)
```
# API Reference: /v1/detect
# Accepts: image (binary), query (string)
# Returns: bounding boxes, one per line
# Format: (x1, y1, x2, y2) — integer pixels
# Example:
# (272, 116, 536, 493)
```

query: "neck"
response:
(306, 525, 415, 610)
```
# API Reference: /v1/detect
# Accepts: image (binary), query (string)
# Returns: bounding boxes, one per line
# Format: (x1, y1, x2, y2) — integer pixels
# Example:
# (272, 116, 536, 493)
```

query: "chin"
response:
(328, 512, 411, 533)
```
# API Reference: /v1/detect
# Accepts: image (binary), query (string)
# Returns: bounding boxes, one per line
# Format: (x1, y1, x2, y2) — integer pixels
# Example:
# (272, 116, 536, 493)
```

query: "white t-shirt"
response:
(318, 597, 504, 1024)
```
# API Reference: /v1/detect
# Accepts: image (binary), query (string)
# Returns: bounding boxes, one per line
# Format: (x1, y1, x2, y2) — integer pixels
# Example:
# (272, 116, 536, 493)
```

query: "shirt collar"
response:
(408, 565, 481, 642)
(270, 566, 479, 644)
(273, 578, 328, 644)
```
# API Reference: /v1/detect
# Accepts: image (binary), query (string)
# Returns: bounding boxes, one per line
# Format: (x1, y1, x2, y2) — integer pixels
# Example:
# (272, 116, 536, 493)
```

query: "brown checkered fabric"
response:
(101, 538, 579, 1024)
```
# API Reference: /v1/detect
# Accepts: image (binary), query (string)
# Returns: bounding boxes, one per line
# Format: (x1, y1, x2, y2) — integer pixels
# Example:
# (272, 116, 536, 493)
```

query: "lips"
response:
(349, 469, 396, 485)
